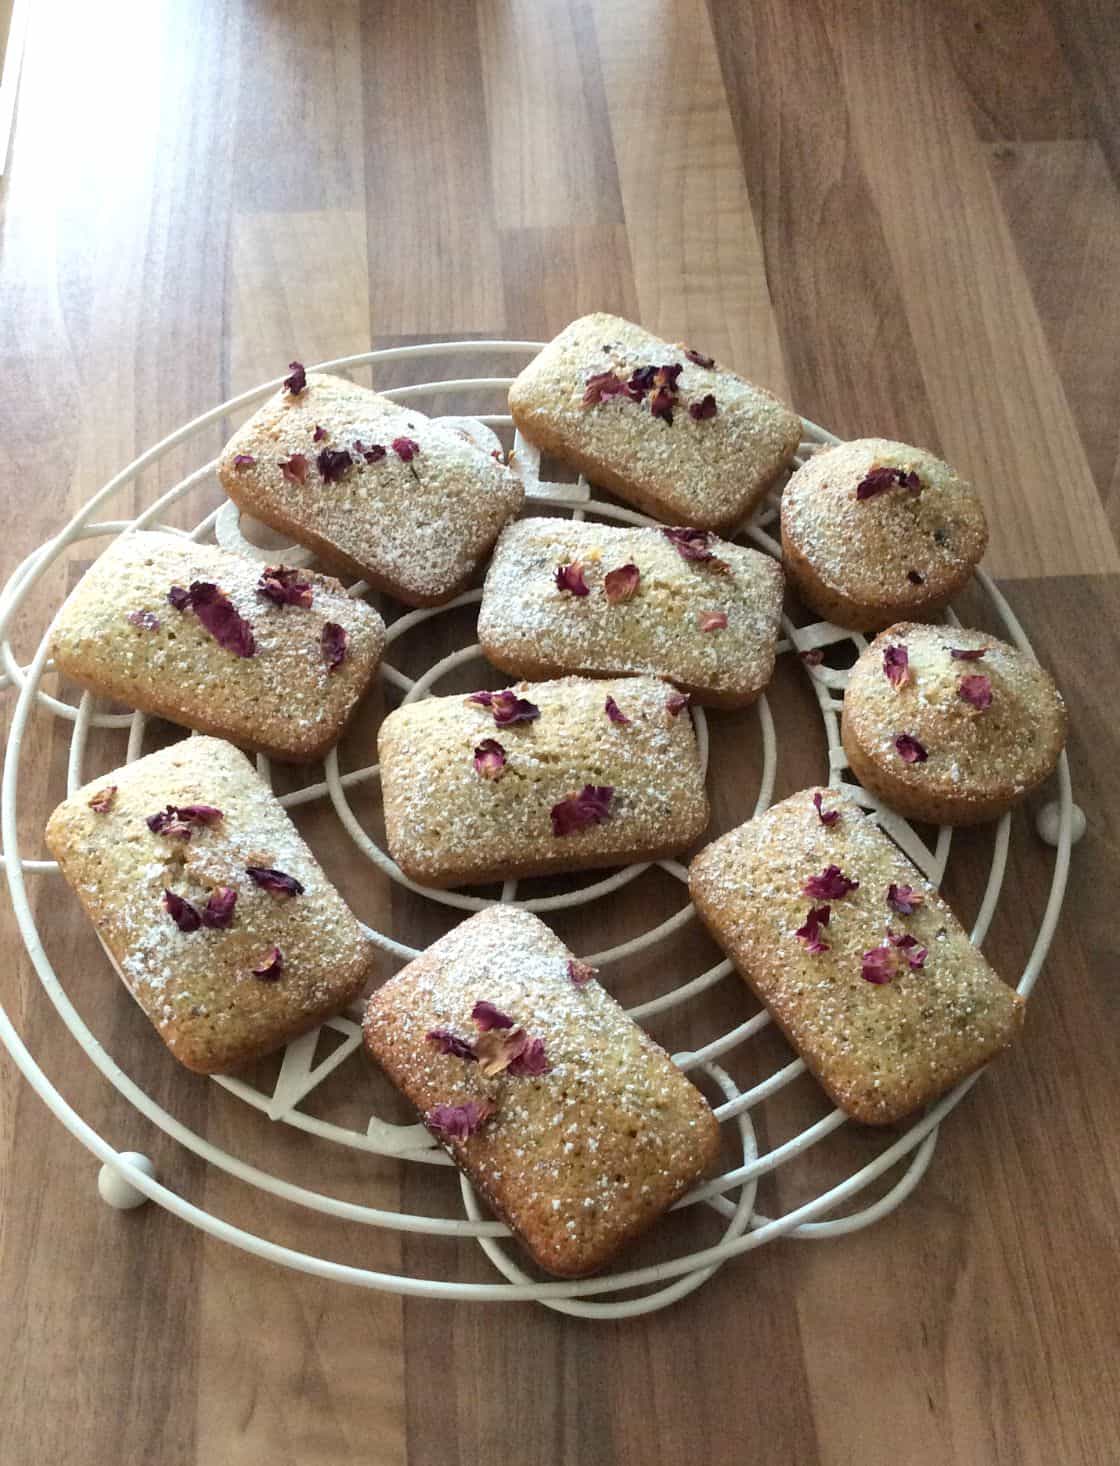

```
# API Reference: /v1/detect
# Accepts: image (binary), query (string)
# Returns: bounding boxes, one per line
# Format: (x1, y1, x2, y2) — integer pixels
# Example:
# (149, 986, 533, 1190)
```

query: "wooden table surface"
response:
(2, 3, 1118, 1462)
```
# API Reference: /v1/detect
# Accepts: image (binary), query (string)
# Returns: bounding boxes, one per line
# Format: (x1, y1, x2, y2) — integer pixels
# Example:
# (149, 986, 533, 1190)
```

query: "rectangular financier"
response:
(688, 786, 1024, 1124)
(45, 737, 373, 1074)
(363, 906, 720, 1277)
(50, 531, 386, 763)
(507, 313, 802, 531)
(377, 674, 709, 887)
(218, 372, 523, 606)
(478, 517, 785, 707)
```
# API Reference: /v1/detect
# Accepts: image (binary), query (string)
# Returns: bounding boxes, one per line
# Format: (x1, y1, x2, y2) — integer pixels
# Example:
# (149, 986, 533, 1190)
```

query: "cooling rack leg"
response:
(1036, 800, 1086, 848)
(97, 1151, 156, 1209)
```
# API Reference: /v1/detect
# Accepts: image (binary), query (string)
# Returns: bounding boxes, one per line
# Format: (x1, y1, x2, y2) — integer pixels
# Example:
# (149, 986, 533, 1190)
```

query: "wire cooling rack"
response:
(0, 343, 1077, 1317)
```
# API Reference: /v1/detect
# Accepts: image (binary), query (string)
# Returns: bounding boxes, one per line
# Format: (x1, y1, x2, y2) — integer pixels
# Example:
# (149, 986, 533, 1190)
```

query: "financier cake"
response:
(689, 786, 1024, 1125)
(508, 313, 801, 531)
(781, 438, 988, 631)
(841, 622, 1067, 825)
(45, 737, 374, 1073)
(50, 530, 385, 763)
(218, 366, 523, 606)
(478, 517, 785, 708)
(363, 905, 721, 1276)
(377, 674, 709, 887)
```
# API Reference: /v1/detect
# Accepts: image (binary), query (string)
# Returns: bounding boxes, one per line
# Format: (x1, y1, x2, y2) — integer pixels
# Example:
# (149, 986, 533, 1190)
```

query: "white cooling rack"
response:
(0, 343, 1079, 1317)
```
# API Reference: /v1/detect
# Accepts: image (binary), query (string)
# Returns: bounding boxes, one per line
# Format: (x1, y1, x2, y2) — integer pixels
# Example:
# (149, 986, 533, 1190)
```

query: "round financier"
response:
(781, 438, 988, 632)
(840, 622, 1067, 825)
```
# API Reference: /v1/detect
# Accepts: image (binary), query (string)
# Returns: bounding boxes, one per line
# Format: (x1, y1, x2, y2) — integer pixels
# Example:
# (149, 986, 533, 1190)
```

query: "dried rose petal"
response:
(147, 803, 223, 839)
(796, 905, 831, 954)
(604, 695, 631, 726)
(895, 733, 928, 764)
(426, 1029, 477, 1061)
(959, 673, 992, 710)
(649, 386, 675, 423)
(473, 738, 507, 780)
(799, 648, 825, 666)
(654, 363, 683, 390)
(392, 437, 420, 462)
(949, 647, 987, 661)
(280, 454, 310, 485)
(555, 561, 590, 597)
(688, 394, 718, 421)
(322, 622, 349, 672)
(176, 804, 223, 826)
(233, 453, 256, 469)
(426, 1100, 495, 1141)
(313, 424, 327, 442)
(467, 690, 495, 707)
(472, 1001, 515, 1031)
(508, 1036, 549, 1077)
(257, 566, 313, 609)
(856, 465, 923, 501)
(489, 690, 539, 727)
(550, 784, 614, 836)
(201, 886, 237, 929)
(364, 444, 387, 463)
(699, 610, 728, 632)
(883, 644, 911, 689)
(317, 447, 353, 483)
(802, 864, 860, 901)
(685, 349, 715, 368)
(887, 883, 924, 915)
(88, 786, 117, 814)
(252, 945, 284, 981)
(662, 527, 729, 572)
(812, 791, 840, 827)
(163, 889, 201, 933)
(861, 945, 896, 984)
(283, 361, 307, 395)
(666, 691, 691, 716)
(246, 866, 305, 899)
(583, 370, 627, 405)
(889, 929, 928, 969)
(907, 569, 925, 585)
(568, 958, 597, 987)
(474, 1027, 529, 1077)
(168, 586, 191, 611)
(181, 582, 257, 658)
(127, 609, 161, 631)
(603, 562, 640, 604)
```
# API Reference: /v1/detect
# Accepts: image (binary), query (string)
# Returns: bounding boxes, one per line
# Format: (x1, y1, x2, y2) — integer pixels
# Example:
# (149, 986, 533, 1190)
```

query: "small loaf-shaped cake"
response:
(50, 531, 385, 763)
(841, 623, 1067, 825)
(689, 786, 1023, 1124)
(378, 674, 709, 887)
(781, 438, 988, 631)
(218, 369, 523, 606)
(508, 313, 801, 531)
(478, 518, 785, 708)
(45, 737, 373, 1073)
(363, 906, 720, 1276)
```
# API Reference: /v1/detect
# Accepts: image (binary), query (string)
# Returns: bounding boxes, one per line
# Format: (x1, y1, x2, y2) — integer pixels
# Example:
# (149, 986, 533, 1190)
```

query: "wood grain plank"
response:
(1046, 0, 1120, 189)
(499, 224, 639, 338)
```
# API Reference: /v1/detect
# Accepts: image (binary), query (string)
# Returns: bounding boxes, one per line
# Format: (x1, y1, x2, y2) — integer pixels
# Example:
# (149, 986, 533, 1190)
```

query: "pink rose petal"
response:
(949, 647, 987, 661)
(363, 444, 387, 463)
(958, 673, 992, 710)
(200, 886, 237, 929)
(313, 424, 327, 442)
(88, 786, 117, 814)
(127, 609, 161, 631)
(688, 394, 718, 421)
(246, 866, 305, 899)
(666, 691, 691, 717)
(604, 695, 630, 726)
(796, 904, 831, 954)
(175, 582, 257, 658)
(321, 622, 349, 672)
(507, 1036, 549, 1077)
(907, 569, 925, 585)
(856, 465, 922, 500)
(886, 883, 924, 915)
(472, 1000, 515, 1031)
(474, 1027, 530, 1077)
(889, 929, 928, 969)
(252, 945, 284, 981)
(555, 561, 590, 597)
(895, 733, 928, 764)
(426, 1100, 495, 1141)
(812, 791, 840, 827)
(426, 1029, 477, 1061)
(316, 447, 353, 483)
(568, 958, 597, 987)
(699, 610, 728, 632)
(550, 784, 614, 836)
(257, 566, 313, 609)
(583, 370, 627, 405)
(799, 648, 825, 666)
(685, 349, 715, 368)
(392, 436, 420, 462)
(603, 563, 640, 604)
(468, 689, 540, 728)
(861, 945, 897, 984)
(473, 738, 507, 780)
(883, 644, 910, 689)
(163, 889, 201, 933)
(283, 361, 307, 395)
(280, 453, 310, 485)
(233, 453, 256, 469)
(649, 385, 675, 423)
(802, 864, 860, 901)
(662, 527, 730, 573)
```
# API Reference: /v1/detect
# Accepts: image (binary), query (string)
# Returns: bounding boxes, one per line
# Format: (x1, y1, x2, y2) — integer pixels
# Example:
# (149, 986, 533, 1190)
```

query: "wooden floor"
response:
(1, 2, 1118, 1462)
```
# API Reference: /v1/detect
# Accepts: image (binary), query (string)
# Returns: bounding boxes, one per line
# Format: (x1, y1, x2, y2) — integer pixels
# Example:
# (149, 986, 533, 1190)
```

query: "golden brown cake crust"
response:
(688, 786, 1024, 1125)
(218, 373, 523, 606)
(49, 531, 385, 763)
(377, 674, 710, 887)
(507, 313, 801, 532)
(362, 906, 720, 1277)
(45, 737, 374, 1073)
(477, 518, 785, 708)
(840, 623, 1067, 825)
(780, 439, 988, 632)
